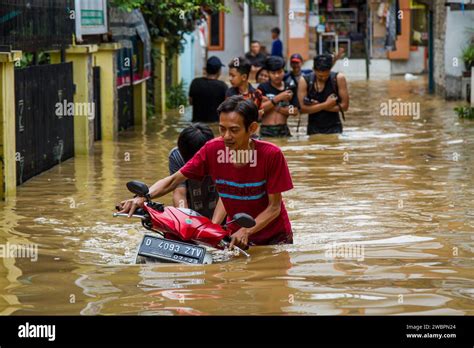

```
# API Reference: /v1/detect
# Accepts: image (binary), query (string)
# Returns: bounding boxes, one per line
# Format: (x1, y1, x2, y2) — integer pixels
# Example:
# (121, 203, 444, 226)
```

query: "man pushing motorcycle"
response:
(117, 96, 294, 249)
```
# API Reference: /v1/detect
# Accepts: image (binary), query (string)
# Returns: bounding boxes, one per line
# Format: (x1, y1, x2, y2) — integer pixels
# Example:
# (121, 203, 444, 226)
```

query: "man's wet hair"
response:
(313, 54, 333, 71)
(178, 124, 215, 162)
(271, 27, 280, 36)
(265, 56, 285, 72)
(228, 57, 251, 77)
(217, 95, 258, 131)
(250, 40, 260, 45)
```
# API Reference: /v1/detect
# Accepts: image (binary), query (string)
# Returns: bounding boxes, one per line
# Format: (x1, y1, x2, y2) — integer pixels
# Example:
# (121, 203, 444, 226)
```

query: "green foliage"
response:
(111, 0, 269, 59)
(109, 0, 145, 12)
(141, 1, 227, 59)
(16, 52, 50, 69)
(166, 79, 188, 110)
(462, 44, 474, 71)
(454, 105, 474, 119)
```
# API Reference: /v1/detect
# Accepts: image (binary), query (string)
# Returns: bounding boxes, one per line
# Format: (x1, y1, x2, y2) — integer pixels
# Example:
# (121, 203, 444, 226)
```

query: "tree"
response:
(111, 0, 269, 58)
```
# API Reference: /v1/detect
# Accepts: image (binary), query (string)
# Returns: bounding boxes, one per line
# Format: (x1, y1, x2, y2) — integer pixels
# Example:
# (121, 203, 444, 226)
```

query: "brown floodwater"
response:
(1, 77, 473, 315)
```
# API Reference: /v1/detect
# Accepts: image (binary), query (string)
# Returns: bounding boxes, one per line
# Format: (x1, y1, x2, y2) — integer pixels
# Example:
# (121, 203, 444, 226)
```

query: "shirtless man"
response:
(257, 56, 299, 137)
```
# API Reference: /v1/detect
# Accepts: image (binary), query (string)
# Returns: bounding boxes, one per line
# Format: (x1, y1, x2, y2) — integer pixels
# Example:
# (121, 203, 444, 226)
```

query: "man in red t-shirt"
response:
(118, 96, 294, 248)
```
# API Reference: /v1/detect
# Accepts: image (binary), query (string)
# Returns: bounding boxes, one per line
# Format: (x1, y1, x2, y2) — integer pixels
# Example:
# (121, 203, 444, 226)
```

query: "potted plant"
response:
(462, 44, 474, 77)
(454, 105, 474, 119)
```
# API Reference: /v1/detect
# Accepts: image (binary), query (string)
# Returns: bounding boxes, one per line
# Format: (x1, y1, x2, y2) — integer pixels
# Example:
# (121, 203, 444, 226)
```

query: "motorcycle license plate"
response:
(138, 235, 207, 264)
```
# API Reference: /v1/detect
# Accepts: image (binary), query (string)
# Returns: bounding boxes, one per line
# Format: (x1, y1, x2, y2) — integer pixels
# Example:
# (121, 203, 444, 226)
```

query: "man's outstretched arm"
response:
(117, 171, 188, 217)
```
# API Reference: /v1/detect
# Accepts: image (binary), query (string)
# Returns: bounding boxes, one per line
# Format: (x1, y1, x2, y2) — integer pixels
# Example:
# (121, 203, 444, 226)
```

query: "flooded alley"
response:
(0, 77, 473, 315)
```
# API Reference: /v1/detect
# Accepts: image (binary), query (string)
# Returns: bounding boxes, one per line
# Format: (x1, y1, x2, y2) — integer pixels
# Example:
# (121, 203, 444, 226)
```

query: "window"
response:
(208, 10, 225, 50)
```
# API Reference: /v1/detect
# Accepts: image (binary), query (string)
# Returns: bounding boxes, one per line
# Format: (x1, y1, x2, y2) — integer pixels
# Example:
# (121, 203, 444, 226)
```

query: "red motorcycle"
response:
(114, 181, 255, 264)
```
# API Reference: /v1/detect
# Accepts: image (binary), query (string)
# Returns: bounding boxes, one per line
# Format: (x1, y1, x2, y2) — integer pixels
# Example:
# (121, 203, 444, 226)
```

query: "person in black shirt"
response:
(286, 49, 345, 89)
(188, 56, 228, 122)
(284, 53, 312, 90)
(245, 40, 267, 81)
(168, 124, 219, 219)
(297, 54, 349, 135)
(258, 56, 299, 137)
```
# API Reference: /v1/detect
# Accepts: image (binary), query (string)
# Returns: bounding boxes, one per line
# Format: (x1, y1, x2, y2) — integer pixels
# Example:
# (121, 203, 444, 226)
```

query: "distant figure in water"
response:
(298, 54, 349, 135)
(188, 56, 228, 122)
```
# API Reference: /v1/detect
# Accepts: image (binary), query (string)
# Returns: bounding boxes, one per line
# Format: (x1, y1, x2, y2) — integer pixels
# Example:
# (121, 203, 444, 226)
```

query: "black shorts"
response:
(260, 124, 292, 137)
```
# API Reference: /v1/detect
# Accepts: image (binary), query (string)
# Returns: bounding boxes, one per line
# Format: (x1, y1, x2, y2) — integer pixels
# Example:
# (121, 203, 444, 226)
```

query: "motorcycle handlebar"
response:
(113, 213, 147, 219)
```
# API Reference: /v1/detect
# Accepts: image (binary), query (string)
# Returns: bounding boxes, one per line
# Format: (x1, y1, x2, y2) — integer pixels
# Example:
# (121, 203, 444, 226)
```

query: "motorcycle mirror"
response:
(126, 180, 150, 198)
(232, 213, 256, 228)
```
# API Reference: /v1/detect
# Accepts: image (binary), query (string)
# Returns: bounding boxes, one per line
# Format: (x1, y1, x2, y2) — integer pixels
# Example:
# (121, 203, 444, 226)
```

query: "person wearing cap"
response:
(257, 56, 299, 137)
(286, 49, 344, 88)
(297, 54, 349, 135)
(285, 53, 313, 89)
(188, 56, 228, 123)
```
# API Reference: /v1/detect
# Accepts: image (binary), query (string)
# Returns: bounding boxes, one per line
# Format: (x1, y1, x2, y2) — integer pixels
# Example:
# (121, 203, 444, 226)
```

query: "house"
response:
(178, 0, 473, 101)
(431, 0, 473, 100)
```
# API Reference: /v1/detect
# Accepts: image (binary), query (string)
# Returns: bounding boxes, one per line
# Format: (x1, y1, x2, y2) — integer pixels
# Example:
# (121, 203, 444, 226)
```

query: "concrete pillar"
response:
(0, 50, 22, 199)
(471, 66, 473, 106)
(49, 50, 62, 64)
(94, 43, 121, 141)
(171, 53, 181, 86)
(243, 3, 250, 53)
(153, 38, 166, 116)
(64, 45, 98, 156)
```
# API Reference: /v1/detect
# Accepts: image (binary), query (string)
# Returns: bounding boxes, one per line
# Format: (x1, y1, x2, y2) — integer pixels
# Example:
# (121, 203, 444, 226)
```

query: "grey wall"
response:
(252, 15, 279, 54)
(443, 7, 474, 98)
(444, 7, 474, 77)
(391, 47, 427, 75)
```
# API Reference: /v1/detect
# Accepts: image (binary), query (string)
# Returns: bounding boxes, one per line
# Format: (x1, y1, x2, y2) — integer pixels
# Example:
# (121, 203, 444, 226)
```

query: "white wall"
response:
(180, 32, 196, 93)
(193, 27, 206, 78)
(209, 0, 245, 76)
(444, 7, 474, 77)
(252, 15, 279, 53)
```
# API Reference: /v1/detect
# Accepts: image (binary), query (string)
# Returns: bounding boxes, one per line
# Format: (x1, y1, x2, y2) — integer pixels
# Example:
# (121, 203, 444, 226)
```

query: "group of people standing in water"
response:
(188, 40, 349, 137)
